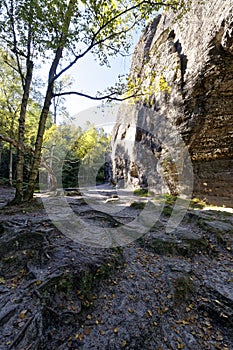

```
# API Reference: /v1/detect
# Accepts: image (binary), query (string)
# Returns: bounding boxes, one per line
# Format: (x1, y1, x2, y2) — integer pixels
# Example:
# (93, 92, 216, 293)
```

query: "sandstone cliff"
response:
(112, 0, 233, 206)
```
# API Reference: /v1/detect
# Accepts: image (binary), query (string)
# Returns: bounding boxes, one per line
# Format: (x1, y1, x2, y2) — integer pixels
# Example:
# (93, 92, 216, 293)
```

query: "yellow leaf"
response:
(147, 310, 153, 317)
(19, 310, 27, 319)
(182, 320, 189, 325)
(128, 308, 134, 313)
(78, 333, 84, 340)
(121, 340, 127, 348)
(113, 326, 118, 334)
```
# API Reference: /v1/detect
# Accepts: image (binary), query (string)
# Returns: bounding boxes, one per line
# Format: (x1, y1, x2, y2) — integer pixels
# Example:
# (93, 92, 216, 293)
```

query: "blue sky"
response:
(64, 32, 141, 118)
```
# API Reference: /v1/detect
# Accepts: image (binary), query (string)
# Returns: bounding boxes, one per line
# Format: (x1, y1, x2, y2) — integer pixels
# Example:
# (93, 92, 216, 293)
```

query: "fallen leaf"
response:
(19, 310, 27, 319)
(0, 277, 6, 284)
(84, 327, 91, 336)
(146, 310, 153, 317)
(121, 340, 127, 348)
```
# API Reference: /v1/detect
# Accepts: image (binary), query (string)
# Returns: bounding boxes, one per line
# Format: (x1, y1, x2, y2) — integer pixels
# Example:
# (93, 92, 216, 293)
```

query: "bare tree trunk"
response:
(9, 143, 13, 186)
(13, 60, 33, 203)
(47, 144, 55, 190)
(0, 137, 2, 178)
(43, 160, 57, 191)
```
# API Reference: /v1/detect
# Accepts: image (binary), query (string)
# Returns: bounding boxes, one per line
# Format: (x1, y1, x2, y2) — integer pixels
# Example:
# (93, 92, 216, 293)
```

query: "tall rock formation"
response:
(112, 0, 233, 207)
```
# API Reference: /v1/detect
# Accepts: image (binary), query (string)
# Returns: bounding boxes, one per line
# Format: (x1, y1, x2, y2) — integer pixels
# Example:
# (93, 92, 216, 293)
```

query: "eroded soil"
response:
(0, 186, 233, 349)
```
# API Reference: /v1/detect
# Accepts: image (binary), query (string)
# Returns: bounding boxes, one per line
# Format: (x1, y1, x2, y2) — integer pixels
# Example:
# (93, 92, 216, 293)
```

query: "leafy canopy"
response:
(0, 0, 186, 89)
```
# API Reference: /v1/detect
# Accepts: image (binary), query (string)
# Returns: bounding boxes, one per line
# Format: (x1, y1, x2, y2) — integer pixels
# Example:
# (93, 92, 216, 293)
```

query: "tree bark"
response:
(0, 137, 3, 178)
(13, 60, 33, 203)
(42, 159, 57, 192)
(24, 0, 76, 202)
(9, 143, 13, 186)
(24, 86, 54, 201)
(47, 144, 55, 190)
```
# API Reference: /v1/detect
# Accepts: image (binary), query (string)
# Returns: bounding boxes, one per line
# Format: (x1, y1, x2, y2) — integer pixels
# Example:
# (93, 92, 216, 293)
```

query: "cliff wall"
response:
(112, 0, 233, 206)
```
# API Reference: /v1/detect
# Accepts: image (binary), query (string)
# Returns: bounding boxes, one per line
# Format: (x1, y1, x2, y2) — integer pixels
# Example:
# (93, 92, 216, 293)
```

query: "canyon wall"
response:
(112, 0, 233, 206)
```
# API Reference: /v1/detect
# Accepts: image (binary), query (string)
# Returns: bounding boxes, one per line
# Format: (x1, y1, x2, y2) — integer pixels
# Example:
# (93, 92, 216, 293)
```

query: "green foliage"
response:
(75, 126, 110, 164)
(133, 188, 149, 196)
(42, 123, 111, 187)
(164, 193, 178, 205)
(125, 69, 171, 105)
(0, 0, 190, 201)
(189, 197, 206, 209)
(130, 201, 146, 209)
(158, 74, 171, 93)
(0, 50, 44, 146)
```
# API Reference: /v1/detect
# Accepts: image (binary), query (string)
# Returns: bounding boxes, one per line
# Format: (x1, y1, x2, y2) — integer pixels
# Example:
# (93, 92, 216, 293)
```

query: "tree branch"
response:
(52, 90, 143, 101)
(0, 133, 35, 153)
(53, 1, 170, 82)
(3, 0, 25, 86)
(0, 133, 18, 148)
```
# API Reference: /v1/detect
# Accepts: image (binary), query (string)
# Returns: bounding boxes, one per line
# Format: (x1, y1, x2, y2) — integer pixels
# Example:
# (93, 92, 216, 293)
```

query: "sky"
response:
(62, 31, 141, 123)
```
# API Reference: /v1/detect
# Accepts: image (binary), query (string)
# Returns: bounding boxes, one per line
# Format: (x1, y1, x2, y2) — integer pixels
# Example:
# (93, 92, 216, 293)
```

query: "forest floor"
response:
(0, 185, 233, 350)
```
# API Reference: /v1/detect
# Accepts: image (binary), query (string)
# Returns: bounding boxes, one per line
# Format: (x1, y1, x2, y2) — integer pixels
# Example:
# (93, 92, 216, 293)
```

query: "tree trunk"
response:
(24, 87, 54, 201)
(9, 143, 13, 186)
(24, 0, 75, 202)
(47, 144, 55, 190)
(0, 137, 2, 178)
(43, 159, 57, 191)
(13, 60, 33, 203)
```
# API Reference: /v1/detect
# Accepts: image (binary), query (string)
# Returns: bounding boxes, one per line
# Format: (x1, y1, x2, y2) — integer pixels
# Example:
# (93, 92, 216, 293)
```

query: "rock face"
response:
(112, 0, 233, 206)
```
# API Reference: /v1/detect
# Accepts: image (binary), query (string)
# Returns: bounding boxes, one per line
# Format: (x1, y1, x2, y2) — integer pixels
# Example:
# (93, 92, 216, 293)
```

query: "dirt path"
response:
(0, 186, 233, 349)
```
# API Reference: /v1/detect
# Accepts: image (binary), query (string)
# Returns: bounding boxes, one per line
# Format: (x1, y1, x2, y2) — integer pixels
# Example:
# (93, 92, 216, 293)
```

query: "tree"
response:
(0, 0, 188, 203)
(42, 122, 110, 188)
(0, 50, 20, 183)
(0, 49, 42, 185)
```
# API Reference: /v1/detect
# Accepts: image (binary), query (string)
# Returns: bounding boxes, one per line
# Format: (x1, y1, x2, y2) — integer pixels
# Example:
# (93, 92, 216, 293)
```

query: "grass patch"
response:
(133, 188, 149, 197)
(130, 201, 146, 209)
(189, 197, 206, 209)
